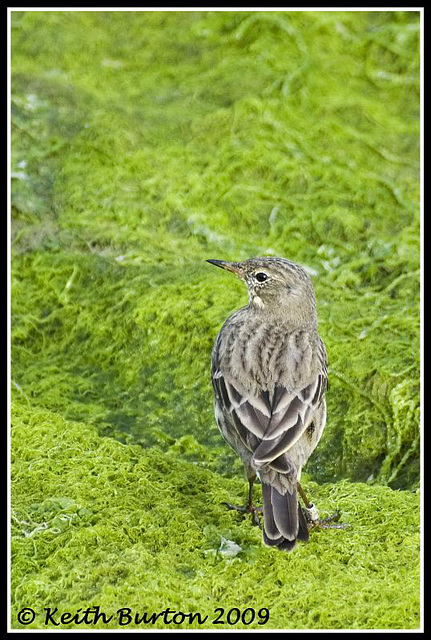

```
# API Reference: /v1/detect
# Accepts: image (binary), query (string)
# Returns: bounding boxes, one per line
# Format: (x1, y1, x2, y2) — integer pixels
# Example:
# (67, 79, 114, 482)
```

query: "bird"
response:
(208, 256, 335, 552)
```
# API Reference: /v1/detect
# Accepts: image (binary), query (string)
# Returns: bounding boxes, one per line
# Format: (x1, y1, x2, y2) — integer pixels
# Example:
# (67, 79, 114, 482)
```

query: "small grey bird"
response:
(208, 256, 330, 552)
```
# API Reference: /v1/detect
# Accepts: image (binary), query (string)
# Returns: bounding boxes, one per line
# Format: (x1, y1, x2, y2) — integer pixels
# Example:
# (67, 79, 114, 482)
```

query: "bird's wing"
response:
(251, 372, 327, 467)
(212, 334, 327, 469)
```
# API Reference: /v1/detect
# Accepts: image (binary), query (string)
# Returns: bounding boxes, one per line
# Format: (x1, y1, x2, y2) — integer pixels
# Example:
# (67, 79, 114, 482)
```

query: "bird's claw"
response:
(222, 502, 263, 528)
(305, 509, 350, 531)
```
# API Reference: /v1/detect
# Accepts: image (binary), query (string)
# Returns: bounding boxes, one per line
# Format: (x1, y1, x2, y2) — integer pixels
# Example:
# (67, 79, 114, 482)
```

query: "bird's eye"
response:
(255, 272, 268, 282)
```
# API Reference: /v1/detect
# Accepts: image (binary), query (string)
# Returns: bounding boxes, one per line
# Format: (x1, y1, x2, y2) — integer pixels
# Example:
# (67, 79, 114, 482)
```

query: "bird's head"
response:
(207, 257, 317, 327)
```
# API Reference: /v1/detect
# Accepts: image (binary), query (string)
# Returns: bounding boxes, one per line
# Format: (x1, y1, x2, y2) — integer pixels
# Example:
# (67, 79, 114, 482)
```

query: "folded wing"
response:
(212, 367, 327, 471)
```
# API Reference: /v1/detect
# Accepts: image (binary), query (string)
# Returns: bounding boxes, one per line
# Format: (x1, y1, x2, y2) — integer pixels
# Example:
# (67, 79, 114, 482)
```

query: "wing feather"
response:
(253, 415, 306, 464)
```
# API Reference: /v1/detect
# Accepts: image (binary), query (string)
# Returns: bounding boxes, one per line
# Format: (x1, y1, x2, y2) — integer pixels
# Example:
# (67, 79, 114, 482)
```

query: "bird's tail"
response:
(261, 482, 309, 551)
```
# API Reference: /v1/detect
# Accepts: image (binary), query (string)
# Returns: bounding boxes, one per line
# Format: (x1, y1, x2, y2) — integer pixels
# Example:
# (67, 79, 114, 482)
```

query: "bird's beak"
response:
(206, 259, 244, 277)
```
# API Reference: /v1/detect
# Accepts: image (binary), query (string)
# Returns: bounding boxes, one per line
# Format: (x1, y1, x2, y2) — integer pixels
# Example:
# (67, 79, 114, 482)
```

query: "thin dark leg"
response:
(297, 482, 312, 508)
(246, 476, 255, 509)
(246, 476, 263, 527)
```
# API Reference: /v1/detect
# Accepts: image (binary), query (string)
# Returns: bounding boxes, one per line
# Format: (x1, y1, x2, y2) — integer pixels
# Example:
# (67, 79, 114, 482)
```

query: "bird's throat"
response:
(251, 295, 265, 309)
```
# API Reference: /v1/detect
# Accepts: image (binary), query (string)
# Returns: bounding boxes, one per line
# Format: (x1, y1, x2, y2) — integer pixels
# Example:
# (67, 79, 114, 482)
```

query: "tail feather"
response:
(261, 482, 309, 552)
(271, 485, 298, 540)
(261, 484, 280, 540)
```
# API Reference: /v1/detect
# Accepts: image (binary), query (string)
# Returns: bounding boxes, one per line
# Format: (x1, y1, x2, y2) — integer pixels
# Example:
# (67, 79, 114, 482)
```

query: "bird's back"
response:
(212, 306, 325, 398)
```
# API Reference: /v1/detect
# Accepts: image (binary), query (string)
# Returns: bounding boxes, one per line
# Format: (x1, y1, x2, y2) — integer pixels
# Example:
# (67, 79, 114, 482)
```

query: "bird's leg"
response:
(223, 474, 263, 528)
(297, 482, 349, 531)
(246, 475, 263, 527)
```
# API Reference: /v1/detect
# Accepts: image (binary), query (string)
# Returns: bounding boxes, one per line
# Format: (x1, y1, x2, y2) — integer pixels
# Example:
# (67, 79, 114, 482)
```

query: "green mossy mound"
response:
(11, 10, 420, 630)
(12, 399, 419, 630)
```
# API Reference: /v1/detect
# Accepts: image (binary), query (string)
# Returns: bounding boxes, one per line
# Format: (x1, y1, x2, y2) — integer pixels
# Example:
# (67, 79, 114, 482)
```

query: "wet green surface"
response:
(11, 10, 420, 629)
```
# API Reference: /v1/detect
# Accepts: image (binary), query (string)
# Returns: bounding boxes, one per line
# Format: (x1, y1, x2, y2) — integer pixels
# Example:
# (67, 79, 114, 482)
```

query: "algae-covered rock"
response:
(11, 10, 420, 630)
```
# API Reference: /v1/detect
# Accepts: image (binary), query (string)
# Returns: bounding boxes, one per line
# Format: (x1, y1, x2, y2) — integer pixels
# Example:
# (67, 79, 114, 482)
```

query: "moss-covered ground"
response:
(11, 10, 420, 630)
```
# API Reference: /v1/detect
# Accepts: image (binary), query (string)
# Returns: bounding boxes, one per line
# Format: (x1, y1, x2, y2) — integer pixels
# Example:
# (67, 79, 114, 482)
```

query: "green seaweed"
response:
(11, 10, 420, 630)
(11, 399, 420, 630)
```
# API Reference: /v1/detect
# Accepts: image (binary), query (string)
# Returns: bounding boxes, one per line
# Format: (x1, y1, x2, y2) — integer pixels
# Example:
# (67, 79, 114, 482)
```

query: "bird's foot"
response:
(303, 504, 350, 531)
(222, 502, 263, 528)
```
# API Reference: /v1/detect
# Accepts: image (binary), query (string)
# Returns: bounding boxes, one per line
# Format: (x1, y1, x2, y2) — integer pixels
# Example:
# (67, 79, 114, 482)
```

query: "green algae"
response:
(11, 399, 420, 630)
(11, 10, 420, 630)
